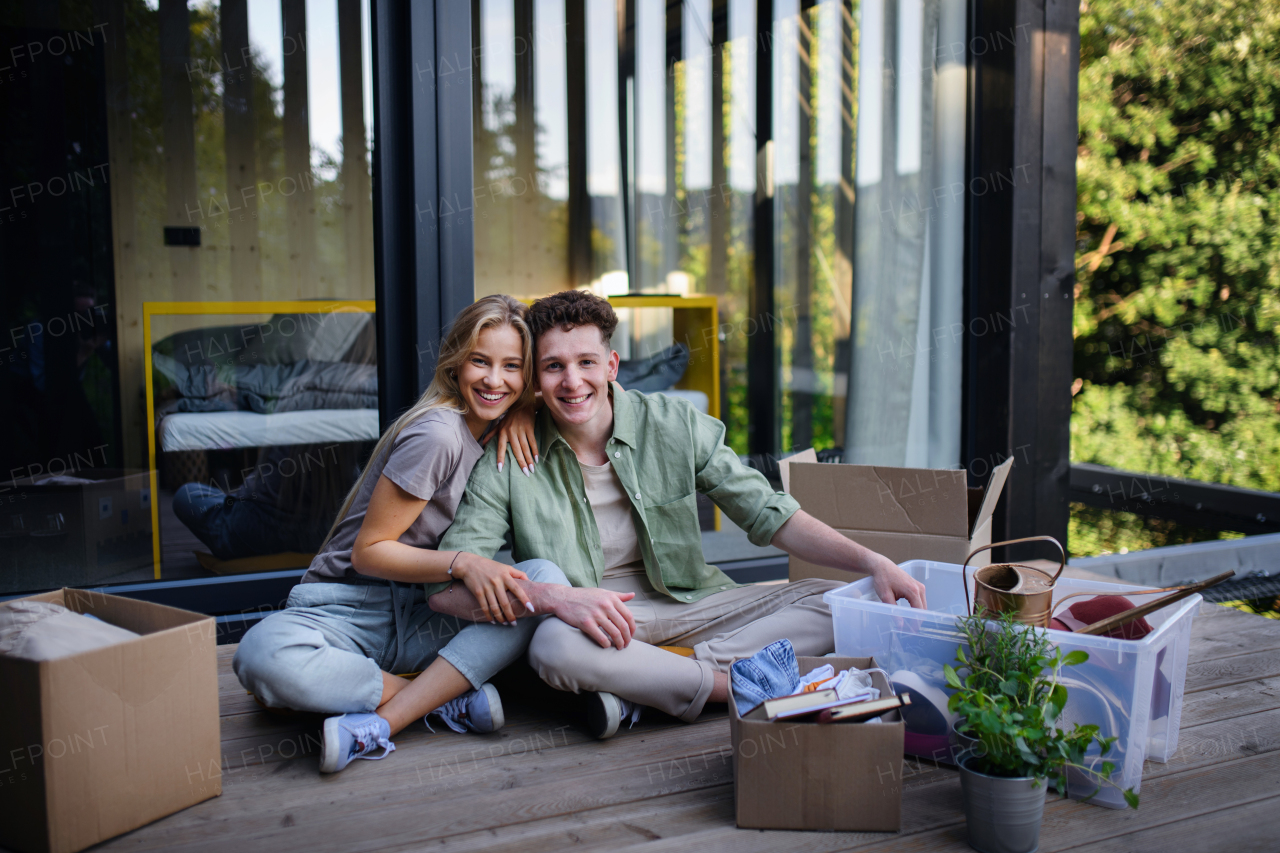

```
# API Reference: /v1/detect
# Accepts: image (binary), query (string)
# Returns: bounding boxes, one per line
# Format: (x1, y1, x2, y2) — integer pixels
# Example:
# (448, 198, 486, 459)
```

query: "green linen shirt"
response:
(436, 382, 801, 603)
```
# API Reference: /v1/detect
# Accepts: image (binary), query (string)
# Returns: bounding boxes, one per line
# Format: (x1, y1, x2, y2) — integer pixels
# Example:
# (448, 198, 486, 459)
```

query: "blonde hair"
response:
(320, 295, 533, 549)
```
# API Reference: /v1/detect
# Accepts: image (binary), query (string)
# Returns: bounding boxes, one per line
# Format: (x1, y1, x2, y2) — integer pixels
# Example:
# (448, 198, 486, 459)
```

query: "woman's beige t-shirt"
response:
(578, 459, 646, 578)
(302, 410, 483, 583)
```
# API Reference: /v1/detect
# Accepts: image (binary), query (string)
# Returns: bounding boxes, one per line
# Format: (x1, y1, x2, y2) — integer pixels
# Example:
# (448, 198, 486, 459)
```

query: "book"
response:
(763, 688, 844, 720)
(815, 693, 912, 724)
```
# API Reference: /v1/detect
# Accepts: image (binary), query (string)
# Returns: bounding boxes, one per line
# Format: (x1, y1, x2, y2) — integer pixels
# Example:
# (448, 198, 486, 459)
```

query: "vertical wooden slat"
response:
(749, 0, 778, 455)
(791, 6, 814, 450)
(831, 0, 856, 445)
(339, 0, 373, 298)
(159, 0, 201, 296)
(708, 0, 727, 297)
(565, 0, 591, 287)
(221, 0, 262, 300)
(282, 0, 316, 298)
(96, 0, 144, 470)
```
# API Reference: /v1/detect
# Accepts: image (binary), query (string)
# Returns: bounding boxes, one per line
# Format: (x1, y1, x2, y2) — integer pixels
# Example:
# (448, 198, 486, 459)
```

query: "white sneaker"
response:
(586, 691, 643, 739)
(319, 712, 395, 773)
(426, 683, 505, 734)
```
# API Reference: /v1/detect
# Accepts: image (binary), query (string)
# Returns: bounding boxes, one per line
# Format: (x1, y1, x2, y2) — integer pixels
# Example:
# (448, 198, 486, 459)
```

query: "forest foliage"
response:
(1071, 0, 1280, 554)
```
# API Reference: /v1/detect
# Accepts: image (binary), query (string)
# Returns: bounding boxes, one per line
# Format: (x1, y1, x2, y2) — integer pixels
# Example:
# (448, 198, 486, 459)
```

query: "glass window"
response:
(470, 0, 966, 464)
(0, 0, 377, 594)
(473, 0, 571, 298)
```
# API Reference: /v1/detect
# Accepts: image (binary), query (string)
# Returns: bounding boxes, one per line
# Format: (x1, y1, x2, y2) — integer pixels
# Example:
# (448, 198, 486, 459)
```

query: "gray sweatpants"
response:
(234, 559, 570, 714)
(527, 575, 843, 722)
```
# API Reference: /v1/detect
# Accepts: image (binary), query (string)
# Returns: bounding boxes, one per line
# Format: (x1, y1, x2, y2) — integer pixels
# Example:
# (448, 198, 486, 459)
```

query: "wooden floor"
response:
(94, 602, 1280, 853)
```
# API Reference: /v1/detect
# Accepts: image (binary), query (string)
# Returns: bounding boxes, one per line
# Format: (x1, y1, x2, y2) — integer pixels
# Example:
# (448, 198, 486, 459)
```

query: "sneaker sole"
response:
(587, 692, 622, 740)
(319, 716, 343, 773)
(478, 682, 505, 733)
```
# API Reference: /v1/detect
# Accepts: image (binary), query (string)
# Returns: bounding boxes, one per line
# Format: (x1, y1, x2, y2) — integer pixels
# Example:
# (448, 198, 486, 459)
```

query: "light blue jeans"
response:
(233, 559, 569, 714)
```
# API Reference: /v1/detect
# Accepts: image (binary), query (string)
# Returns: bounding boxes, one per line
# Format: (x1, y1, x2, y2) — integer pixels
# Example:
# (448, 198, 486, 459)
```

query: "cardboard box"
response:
(779, 450, 1012, 584)
(729, 656, 904, 832)
(0, 470, 154, 594)
(0, 589, 221, 853)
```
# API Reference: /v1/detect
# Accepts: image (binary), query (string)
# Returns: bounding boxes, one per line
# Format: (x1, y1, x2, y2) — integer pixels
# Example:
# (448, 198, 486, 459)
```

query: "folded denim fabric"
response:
(730, 638, 800, 716)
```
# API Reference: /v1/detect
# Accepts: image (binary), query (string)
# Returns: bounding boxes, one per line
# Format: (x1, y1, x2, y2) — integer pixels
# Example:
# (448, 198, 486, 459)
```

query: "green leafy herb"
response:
(945, 609, 1139, 809)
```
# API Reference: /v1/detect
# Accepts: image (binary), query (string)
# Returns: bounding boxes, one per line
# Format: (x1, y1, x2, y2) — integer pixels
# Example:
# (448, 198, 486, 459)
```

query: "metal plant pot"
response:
(959, 756, 1048, 853)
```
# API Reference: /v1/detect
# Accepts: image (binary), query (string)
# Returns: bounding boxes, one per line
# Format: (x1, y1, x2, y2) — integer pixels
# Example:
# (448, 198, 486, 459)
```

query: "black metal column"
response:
(965, 0, 1079, 557)
(372, 0, 476, 427)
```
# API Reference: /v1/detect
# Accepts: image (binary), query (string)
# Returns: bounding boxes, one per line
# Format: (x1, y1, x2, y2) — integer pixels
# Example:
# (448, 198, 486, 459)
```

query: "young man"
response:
(433, 290, 926, 737)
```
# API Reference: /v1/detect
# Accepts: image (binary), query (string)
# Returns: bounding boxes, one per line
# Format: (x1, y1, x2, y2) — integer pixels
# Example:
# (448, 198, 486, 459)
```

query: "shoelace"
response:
(347, 718, 395, 761)
(425, 693, 472, 734)
(620, 698, 643, 729)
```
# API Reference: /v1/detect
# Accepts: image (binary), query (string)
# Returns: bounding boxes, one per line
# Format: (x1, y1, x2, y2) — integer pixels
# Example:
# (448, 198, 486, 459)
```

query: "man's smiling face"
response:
(536, 324, 620, 430)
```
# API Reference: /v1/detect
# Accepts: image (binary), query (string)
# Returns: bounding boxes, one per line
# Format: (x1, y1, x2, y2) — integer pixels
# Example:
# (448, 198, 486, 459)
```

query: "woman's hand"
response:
(482, 406, 539, 475)
(451, 552, 534, 624)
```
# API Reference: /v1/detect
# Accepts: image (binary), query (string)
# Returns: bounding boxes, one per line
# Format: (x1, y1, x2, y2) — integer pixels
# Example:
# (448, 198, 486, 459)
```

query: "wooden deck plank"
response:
(87, 603, 1280, 853)
(1142, 707, 1280, 779)
(810, 750, 1280, 853)
(1177, 675, 1280, 727)
(1051, 795, 1280, 852)
(1184, 647, 1280, 694)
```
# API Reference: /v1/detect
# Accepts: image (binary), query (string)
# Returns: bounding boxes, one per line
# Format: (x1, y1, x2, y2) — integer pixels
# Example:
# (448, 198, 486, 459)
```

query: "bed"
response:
(158, 409, 380, 452)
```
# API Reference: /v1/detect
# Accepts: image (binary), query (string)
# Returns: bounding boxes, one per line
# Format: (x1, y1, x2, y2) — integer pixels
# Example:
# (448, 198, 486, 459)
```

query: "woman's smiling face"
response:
(458, 323, 526, 427)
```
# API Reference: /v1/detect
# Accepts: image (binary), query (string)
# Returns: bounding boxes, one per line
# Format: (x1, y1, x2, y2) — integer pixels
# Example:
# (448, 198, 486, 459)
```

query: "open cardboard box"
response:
(0, 589, 221, 853)
(779, 450, 1013, 584)
(729, 656, 904, 832)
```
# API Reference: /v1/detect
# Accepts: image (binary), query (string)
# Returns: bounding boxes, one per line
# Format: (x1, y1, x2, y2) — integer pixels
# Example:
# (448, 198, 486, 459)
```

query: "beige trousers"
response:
(527, 575, 844, 722)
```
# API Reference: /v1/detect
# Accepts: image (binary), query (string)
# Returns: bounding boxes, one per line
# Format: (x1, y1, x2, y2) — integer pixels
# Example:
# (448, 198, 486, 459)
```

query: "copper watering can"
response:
(962, 536, 1066, 628)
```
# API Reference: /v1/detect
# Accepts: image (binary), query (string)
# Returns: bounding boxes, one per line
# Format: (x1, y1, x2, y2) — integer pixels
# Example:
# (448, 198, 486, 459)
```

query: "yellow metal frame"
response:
(605, 294, 721, 421)
(143, 300, 376, 578)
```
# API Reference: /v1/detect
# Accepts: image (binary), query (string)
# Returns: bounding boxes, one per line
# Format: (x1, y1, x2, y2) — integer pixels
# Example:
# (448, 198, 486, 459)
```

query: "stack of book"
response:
(761, 689, 912, 723)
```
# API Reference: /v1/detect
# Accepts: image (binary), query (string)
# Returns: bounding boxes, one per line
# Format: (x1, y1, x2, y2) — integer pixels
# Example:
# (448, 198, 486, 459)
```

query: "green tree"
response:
(1071, 0, 1280, 555)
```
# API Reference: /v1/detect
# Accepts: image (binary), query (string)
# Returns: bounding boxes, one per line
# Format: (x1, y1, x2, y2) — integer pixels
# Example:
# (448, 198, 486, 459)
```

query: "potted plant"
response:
(944, 610, 1138, 853)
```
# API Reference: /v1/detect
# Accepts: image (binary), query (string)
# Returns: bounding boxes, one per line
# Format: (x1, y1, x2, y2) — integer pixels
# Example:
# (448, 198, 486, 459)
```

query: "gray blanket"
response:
(154, 356, 377, 414)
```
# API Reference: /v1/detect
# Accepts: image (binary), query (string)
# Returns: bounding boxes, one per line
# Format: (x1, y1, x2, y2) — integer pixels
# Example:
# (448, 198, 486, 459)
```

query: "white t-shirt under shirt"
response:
(578, 459, 647, 579)
(302, 409, 484, 583)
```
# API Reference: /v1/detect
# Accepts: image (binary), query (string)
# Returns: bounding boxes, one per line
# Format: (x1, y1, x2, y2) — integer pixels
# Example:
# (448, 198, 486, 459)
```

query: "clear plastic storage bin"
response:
(823, 559, 1199, 808)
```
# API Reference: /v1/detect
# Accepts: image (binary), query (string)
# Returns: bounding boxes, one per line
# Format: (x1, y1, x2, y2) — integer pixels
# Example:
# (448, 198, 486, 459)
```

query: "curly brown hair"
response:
(527, 289, 619, 346)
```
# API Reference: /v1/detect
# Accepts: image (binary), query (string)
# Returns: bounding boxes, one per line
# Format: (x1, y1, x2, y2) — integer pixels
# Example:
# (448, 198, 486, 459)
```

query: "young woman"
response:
(233, 295, 570, 773)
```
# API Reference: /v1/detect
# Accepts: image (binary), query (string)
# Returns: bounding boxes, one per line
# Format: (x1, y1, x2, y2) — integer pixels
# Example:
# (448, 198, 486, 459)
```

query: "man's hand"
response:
(771, 509, 927, 609)
(864, 550, 927, 609)
(544, 586, 638, 650)
(451, 553, 533, 624)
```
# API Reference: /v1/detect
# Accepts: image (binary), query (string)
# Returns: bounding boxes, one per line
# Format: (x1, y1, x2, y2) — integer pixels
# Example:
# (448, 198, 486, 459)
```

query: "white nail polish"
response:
(535, 455, 540, 463)
(497, 461, 503, 472)
(526, 601, 535, 612)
